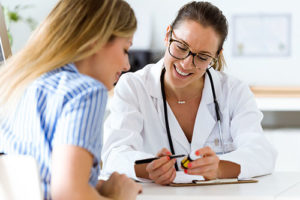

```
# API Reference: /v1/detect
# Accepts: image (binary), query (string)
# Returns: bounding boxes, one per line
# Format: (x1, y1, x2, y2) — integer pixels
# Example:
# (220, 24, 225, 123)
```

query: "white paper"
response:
(173, 171, 204, 183)
(194, 178, 238, 184)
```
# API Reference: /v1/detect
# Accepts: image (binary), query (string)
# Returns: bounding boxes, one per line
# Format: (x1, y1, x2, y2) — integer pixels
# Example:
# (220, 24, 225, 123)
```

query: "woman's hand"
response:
(184, 146, 220, 180)
(98, 172, 142, 200)
(52, 145, 141, 200)
(146, 148, 177, 185)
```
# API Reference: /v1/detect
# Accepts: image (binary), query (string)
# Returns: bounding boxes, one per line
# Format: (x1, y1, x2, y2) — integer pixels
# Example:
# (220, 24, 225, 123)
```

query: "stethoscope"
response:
(160, 67, 224, 170)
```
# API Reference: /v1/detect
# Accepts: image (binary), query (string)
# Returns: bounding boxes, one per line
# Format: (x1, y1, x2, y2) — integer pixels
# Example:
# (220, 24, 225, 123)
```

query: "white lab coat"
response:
(101, 59, 277, 180)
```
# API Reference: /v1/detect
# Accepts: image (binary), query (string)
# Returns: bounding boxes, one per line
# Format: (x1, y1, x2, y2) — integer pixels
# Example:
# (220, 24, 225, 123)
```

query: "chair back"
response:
(0, 155, 43, 200)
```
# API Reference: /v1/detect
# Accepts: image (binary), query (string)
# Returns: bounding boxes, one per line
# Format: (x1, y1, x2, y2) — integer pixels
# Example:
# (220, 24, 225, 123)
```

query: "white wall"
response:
(127, 0, 300, 86)
(0, 0, 57, 53)
(2, 0, 300, 86)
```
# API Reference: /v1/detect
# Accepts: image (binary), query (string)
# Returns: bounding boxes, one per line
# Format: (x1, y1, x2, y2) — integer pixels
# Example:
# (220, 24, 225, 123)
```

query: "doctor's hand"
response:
(146, 148, 177, 185)
(184, 146, 220, 180)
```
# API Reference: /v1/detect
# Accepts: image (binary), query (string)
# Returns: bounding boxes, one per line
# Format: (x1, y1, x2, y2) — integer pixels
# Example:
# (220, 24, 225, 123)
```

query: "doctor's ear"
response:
(164, 25, 172, 47)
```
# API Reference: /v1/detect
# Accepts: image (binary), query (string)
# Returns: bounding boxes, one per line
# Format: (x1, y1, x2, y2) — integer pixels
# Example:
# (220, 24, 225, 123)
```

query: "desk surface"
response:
(255, 98, 300, 111)
(137, 172, 300, 200)
(277, 182, 300, 200)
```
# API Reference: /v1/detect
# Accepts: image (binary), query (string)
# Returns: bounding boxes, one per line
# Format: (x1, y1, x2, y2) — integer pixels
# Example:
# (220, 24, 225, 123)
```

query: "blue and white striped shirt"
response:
(0, 63, 107, 199)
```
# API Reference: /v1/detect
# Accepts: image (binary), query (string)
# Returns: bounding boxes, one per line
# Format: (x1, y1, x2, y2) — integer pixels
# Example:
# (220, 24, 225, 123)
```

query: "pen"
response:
(135, 154, 185, 165)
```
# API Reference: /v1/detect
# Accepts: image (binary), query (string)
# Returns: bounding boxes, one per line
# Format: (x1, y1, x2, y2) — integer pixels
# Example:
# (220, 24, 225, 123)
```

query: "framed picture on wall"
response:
(232, 14, 291, 57)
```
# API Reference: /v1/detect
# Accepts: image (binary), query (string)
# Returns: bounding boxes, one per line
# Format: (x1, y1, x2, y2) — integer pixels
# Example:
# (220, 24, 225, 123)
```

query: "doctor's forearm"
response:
(218, 160, 241, 178)
(134, 164, 150, 179)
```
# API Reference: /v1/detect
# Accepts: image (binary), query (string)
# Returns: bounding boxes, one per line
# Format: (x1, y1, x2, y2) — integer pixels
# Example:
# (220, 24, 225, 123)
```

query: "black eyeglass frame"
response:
(168, 28, 218, 69)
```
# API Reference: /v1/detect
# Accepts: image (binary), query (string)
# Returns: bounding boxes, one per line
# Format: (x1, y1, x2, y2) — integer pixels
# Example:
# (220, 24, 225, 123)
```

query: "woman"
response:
(101, 1, 277, 185)
(0, 0, 142, 199)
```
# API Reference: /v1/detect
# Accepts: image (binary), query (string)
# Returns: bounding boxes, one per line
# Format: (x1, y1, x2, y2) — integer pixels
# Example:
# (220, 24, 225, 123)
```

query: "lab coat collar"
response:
(146, 58, 165, 100)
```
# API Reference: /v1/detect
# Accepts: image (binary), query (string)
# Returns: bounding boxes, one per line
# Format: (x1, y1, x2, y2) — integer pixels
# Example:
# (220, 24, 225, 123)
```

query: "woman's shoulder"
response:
(209, 69, 252, 103)
(213, 70, 253, 102)
(214, 69, 241, 82)
(34, 63, 107, 99)
(214, 70, 248, 89)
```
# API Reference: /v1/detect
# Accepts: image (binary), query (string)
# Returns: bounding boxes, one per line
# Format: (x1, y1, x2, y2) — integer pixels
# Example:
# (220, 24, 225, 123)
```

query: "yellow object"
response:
(181, 156, 193, 169)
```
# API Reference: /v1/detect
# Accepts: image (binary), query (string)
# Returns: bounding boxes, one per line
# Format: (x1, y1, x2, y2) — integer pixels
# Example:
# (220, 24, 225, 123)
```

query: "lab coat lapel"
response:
(145, 59, 171, 138)
(146, 59, 190, 152)
(191, 68, 223, 150)
(166, 103, 191, 152)
(146, 58, 165, 100)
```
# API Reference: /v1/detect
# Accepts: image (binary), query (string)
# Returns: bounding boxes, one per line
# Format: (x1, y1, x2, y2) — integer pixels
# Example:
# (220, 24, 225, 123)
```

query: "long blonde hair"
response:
(0, 0, 136, 113)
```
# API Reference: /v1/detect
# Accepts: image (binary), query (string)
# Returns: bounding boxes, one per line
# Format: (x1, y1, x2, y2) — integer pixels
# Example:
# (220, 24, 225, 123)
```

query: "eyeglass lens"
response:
(169, 40, 215, 69)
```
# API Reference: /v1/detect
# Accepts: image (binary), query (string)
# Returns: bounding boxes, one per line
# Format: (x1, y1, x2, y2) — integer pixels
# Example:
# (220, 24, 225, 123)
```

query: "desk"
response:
(255, 98, 300, 111)
(250, 86, 300, 111)
(277, 181, 300, 200)
(137, 172, 300, 200)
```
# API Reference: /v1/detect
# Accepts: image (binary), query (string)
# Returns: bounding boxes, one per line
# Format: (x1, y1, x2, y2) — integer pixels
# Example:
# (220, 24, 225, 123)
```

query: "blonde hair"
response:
(0, 0, 136, 113)
(214, 51, 226, 71)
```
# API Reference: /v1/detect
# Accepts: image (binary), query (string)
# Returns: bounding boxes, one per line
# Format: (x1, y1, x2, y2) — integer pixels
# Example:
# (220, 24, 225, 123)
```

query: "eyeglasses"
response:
(168, 29, 218, 69)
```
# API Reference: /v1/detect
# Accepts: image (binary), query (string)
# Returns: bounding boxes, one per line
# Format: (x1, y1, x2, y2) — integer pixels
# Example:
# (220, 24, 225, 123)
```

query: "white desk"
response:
(255, 98, 300, 111)
(276, 181, 300, 200)
(137, 172, 300, 200)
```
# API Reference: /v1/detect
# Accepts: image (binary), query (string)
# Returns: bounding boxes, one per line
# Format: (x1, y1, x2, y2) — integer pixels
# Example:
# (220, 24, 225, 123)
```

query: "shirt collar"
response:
(62, 63, 79, 73)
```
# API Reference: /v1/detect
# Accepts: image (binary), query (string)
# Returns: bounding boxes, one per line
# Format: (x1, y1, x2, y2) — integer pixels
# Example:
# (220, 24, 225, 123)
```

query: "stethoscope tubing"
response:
(160, 67, 225, 171)
(206, 69, 225, 154)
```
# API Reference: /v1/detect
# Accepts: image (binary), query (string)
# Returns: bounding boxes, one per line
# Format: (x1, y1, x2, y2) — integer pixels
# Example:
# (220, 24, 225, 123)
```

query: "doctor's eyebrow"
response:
(173, 34, 214, 57)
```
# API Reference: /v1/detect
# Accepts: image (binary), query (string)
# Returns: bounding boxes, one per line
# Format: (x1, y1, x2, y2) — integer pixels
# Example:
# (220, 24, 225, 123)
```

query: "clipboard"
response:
(169, 178, 258, 187)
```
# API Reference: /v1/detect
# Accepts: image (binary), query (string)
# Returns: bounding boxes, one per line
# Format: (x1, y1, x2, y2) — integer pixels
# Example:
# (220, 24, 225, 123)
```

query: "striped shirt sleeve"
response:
(52, 86, 107, 166)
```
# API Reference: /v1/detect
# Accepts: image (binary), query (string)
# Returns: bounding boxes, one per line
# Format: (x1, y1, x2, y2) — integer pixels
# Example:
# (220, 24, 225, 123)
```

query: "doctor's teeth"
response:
(175, 66, 189, 76)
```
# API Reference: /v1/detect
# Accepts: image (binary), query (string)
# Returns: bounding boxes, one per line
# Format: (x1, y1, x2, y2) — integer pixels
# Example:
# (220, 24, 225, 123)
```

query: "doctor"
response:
(101, 1, 277, 185)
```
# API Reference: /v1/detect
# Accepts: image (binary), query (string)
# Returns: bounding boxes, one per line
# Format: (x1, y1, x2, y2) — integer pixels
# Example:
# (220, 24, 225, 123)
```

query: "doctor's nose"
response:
(181, 54, 195, 70)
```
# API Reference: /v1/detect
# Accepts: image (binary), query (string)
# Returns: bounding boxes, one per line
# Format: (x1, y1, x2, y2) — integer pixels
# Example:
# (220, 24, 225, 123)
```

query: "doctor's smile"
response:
(174, 64, 193, 77)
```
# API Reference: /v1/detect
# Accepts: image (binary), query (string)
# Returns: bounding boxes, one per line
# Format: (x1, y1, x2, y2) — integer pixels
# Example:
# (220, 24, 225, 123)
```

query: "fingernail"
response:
(188, 163, 192, 168)
(167, 151, 172, 155)
(195, 151, 200, 156)
(184, 169, 188, 174)
(167, 156, 170, 161)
